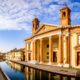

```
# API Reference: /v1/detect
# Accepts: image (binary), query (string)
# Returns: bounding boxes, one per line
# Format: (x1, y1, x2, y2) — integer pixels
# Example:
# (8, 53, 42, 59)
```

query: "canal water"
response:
(0, 61, 80, 80)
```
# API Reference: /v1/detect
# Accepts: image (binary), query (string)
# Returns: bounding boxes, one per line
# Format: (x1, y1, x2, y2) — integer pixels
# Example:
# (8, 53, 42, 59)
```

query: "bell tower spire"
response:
(32, 16, 40, 35)
(60, 5, 71, 27)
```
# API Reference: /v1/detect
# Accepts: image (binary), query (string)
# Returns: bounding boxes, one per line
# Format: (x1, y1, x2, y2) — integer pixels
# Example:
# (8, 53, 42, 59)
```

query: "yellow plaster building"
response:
(25, 6, 80, 68)
(14, 48, 25, 61)
(6, 48, 25, 61)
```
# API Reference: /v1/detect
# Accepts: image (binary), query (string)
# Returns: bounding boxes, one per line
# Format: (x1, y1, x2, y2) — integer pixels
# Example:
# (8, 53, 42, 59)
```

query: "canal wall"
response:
(9, 60, 80, 77)
(0, 67, 10, 80)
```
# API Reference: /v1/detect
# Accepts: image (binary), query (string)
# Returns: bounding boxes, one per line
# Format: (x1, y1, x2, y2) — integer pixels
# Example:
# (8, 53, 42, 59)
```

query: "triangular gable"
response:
(35, 24, 57, 35)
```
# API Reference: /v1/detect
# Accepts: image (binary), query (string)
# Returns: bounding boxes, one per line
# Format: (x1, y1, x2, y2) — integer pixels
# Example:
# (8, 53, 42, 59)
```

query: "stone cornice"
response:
(25, 25, 80, 41)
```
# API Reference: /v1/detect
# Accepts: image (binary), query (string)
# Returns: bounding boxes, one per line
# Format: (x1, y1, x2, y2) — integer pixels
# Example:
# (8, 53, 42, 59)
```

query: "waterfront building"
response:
(0, 53, 6, 60)
(6, 52, 12, 60)
(6, 49, 16, 60)
(6, 48, 25, 61)
(7, 61, 24, 71)
(14, 48, 25, 61)
(25, 6, 80, 68)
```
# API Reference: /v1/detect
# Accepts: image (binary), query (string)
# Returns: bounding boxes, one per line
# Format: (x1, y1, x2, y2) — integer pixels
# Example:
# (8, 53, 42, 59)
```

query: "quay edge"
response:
(0, 67, 10, 80)
(9, 60, 80, 77)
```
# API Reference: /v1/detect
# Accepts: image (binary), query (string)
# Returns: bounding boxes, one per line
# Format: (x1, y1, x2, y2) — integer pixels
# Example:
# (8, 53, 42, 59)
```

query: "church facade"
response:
(25, 6, 80, 68)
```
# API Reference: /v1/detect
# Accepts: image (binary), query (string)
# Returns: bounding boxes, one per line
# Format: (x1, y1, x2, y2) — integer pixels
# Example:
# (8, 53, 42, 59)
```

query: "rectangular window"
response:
(47, 52, 49, 55)
(46, 44, 49, 48)
(78, 36, 80, 44)
(28, 43, 30, 50)
(47, 56, 49, 59)
(27, 43, 31, 50)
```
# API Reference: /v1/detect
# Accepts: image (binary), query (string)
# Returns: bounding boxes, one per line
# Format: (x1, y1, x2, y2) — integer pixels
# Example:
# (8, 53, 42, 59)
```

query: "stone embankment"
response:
(10, 60, 80, 77)
(0, 67, 10, 80)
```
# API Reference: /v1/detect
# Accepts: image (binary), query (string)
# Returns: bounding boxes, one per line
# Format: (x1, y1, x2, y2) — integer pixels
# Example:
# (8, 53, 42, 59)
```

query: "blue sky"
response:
(0, 0, 80, 52)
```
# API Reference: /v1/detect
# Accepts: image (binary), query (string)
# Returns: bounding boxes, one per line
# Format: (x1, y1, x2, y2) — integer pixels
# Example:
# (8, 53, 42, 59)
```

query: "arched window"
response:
(63, 12, 66, 17)
(33, 24, 34, 28)
(47, 44, 49, 48)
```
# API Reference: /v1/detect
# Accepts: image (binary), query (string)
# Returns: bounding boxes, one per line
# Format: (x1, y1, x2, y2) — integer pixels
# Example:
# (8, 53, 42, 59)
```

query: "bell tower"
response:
(60, 6, 71, 27)
(32, 17, 40, 35)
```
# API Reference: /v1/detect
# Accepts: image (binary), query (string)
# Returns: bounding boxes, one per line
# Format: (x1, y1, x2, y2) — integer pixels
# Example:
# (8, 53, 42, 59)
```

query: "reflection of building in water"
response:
(6, 61, 15, 68)
(7, 61, 24, 72)
(14, 63, 22, 71)
(24, 67, 76, 80)
(25, 5, 80, 68)
(24, 67, 34, 80)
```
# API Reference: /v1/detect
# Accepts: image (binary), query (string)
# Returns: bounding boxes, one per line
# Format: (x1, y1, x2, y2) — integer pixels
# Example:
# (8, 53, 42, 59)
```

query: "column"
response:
(25, 43, 28, 61)
(49, 36, 53, 64)
(32, 41, 34, 60)
(40, 39, 43, 63)
(58, 34, 63, 63)
(33, 40, 36, 60)
(66, 35, 70, 64)
(32, 41, 36, 60)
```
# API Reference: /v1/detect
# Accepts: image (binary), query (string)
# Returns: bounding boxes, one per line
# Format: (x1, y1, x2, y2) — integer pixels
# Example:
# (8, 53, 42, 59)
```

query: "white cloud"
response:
(0, 0, 79, 31)
(48, 4, 60, 13)
(0, 16, 17, 30)
(54, 0, 71, 4)
(70, 2, 80, 9)
(0, 0, 80, 52)
(71, 12, 80, 19)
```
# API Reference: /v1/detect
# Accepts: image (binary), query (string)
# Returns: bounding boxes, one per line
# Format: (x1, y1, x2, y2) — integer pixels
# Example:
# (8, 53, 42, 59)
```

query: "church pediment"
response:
(35, 24, 57, 35)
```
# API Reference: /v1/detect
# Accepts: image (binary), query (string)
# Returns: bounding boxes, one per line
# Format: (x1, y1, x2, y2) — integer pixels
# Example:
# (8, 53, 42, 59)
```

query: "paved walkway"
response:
(0, 70, 5, 80)
(0, 67, 9, 80)
(10, 60, 80, 77)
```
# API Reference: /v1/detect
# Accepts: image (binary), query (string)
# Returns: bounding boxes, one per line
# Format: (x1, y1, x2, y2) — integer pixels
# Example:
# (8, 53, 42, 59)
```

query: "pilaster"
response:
(32, 41, 34, 60)
(33, 40, 36, 60)
(58, 34, 63, 64)
(66, 33, 70, 64)
(40, 39, 43, 63)
(49, 36, 53, 64)
(32, 41, 36, 60)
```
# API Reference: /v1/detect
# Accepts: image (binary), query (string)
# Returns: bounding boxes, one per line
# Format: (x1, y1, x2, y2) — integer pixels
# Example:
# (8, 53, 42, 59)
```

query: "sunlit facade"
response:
(25, 6, 80, 68)
(6, 48, 25, 61)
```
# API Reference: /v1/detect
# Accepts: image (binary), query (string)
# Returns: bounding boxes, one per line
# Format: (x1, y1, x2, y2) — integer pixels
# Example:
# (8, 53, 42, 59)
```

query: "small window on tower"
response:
(33, 24, 34, 28)
(63, 12, 66, 17)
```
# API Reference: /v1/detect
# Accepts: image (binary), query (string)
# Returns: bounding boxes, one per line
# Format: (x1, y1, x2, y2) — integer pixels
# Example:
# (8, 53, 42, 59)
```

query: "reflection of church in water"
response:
(24, 67, 77, 80)
(25, 5, 80, 68)
(7, 61, 77, 80)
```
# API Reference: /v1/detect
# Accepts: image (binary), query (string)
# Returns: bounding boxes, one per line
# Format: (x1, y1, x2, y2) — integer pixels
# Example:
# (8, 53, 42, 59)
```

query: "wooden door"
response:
(28, 53, 31, 60)
(53, 52, 57, 62)
(77, 52, 80, 65)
